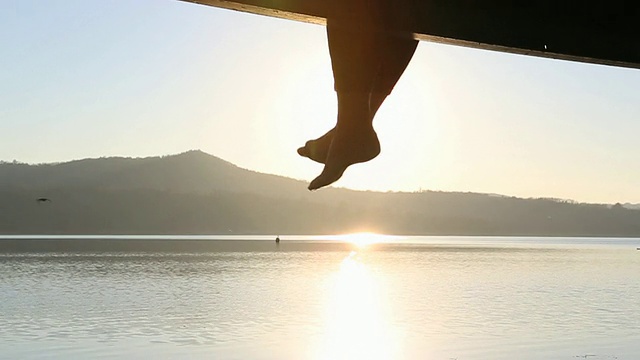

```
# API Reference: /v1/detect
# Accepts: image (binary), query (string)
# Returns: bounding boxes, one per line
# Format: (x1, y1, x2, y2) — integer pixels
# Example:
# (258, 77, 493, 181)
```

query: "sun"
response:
(340, 232, 388, 248)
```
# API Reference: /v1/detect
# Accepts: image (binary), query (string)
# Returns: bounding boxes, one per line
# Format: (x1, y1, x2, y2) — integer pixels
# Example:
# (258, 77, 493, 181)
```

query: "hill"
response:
(2, 151, 640, 236)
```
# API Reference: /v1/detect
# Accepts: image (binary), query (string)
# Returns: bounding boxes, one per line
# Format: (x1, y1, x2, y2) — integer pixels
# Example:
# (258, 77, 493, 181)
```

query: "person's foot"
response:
(308, 124, 380, 190)
(297, 128, 335, 164)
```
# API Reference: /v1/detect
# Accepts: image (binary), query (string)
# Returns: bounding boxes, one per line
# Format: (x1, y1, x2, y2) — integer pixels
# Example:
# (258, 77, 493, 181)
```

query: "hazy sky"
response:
(2, 0, 640, 203)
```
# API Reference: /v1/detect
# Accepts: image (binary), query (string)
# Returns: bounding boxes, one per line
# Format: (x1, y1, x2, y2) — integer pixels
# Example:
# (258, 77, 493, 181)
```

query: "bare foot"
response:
(308, 124, 380, 190)
(297, 128, 335, 164)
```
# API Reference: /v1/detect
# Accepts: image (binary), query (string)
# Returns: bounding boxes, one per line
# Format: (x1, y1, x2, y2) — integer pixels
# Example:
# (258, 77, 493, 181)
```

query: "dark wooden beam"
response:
(180, 0, 640, 69)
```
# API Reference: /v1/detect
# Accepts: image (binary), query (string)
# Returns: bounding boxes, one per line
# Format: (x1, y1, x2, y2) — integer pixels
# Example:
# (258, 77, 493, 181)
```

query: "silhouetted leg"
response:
(303, 1, 418, 189)
(308, 92, 381, 190)
(369, 34, 419, 118)
(306, 21, 383, 190)
(298, 0, 376, 167)
(298, 33, 418, 166)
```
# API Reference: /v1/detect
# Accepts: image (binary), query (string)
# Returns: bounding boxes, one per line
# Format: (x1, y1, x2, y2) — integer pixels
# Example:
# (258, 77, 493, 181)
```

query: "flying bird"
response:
(36, 198, 52, 203)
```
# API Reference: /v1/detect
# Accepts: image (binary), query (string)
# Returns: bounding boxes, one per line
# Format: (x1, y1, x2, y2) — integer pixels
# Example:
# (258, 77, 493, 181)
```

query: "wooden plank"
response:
(180, 0, 640, 69)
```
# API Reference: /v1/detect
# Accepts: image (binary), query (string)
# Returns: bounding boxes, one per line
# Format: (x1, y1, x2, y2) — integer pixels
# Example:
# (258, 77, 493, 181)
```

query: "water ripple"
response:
(1, 246, 639, 359)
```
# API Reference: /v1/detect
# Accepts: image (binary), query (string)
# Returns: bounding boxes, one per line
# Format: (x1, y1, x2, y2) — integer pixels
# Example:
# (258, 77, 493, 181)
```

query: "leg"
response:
(307, 23, 382, 190)
(308, 92, 381, 190)
(369, 34, 419, 118)
(303, 2, 419, 190)
(298, 33, 419, 165)
(298, 17, 377, 164)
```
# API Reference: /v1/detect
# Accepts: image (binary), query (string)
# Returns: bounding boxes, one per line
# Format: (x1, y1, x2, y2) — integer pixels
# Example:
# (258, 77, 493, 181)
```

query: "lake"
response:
(1, 235, 639, 359)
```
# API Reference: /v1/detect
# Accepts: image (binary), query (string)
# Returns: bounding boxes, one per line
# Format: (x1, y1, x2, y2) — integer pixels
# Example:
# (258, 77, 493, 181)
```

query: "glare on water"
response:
(314, 251, 401, 360)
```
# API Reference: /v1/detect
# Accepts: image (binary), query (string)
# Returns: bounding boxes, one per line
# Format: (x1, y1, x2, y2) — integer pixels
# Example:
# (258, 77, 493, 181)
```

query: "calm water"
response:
(1, 236, 640, 359)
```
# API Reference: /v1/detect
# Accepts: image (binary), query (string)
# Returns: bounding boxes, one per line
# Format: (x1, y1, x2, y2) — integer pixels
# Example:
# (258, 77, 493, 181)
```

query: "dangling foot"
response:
(297, 128, 335, 164)
(308, 124, 380, 190)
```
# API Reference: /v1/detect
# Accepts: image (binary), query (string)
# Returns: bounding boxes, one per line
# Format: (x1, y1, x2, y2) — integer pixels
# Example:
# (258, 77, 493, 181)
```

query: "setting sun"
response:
(336, 232, 392, 248)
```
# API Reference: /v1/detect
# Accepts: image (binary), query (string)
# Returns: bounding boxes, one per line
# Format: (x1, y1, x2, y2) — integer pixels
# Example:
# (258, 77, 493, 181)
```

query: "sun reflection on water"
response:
(314, 251, 401, 360)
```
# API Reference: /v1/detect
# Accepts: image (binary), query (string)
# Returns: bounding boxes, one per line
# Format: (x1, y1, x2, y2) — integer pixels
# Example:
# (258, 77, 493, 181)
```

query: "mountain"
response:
(0, 151, 309, 198)
(623, 203, 640, 210)
(2, 151, 640, 236)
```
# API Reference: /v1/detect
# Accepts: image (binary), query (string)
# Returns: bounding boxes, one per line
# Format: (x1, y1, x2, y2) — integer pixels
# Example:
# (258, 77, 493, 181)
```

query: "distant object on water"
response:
(36, 198, 51, 203)
(275, 236, 280, 243)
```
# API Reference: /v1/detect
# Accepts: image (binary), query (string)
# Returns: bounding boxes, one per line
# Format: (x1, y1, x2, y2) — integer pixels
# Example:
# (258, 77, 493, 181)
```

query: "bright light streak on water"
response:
(314, 251, 401, 360)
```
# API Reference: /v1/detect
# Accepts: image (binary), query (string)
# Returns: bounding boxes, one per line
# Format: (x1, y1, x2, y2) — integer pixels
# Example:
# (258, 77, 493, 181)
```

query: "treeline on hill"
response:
(1, 151, 640, 236)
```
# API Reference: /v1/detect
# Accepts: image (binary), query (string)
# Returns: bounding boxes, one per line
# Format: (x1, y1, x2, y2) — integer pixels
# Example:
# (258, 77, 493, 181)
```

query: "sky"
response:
(2, 0, 640, 204)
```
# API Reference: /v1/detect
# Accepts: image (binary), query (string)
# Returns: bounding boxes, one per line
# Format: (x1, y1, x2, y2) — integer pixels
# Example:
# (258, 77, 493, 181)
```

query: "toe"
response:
(308, 165, 346, 191)
(298, 143, 328, 164)
(297, 146, 309, 158)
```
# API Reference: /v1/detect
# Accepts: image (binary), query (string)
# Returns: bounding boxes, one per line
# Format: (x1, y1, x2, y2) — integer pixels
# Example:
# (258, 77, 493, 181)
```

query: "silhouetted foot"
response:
(297, 128, 335, 164)
(308, 124, 380, 190)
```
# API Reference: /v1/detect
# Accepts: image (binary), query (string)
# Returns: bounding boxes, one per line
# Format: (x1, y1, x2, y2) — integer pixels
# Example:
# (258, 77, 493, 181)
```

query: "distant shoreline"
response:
(1, 235, 638, 253)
